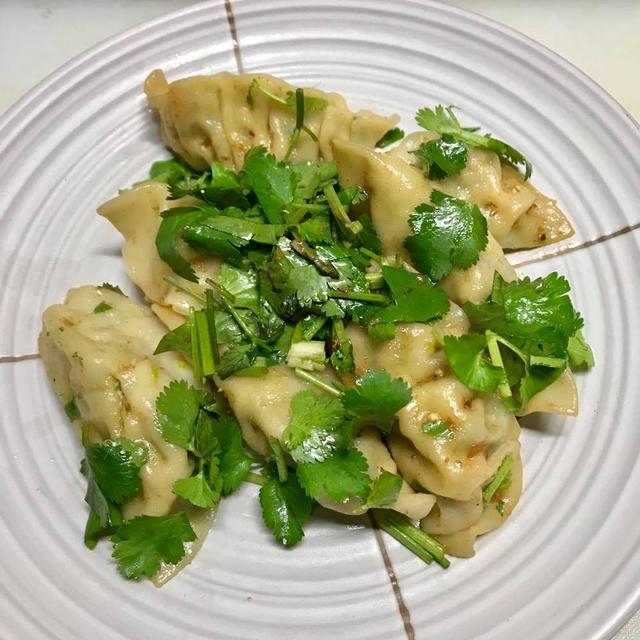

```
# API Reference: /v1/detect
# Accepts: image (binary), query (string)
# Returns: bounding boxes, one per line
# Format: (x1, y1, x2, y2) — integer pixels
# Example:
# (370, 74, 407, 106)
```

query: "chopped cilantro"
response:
(259, 473, 314, 547)
(568, 330, 595, 371)
(416, 105, 531, 180)
(422, 419, 455, 440)
(64, 398, 80, 421)
(243, 146, 296, 223)
(375, 127, 405, 148)
(111, 513, 196, 580)
(375, 266, 449, 324)
(342, 370, 412, 433)
(413, 135, 468, 179)
(443, 334, 506, 393)
(283, 390, 348, 464)
(297, 448, 371, 503)
(93, 302, 112, 313)
(405, 191, 488, 282)
(362, 471, 403, 509)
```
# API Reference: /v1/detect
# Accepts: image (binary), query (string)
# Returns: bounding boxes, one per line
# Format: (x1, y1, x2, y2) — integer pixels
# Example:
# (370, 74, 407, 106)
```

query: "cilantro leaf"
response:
(111, 514, 196, 580)
(155, 381, 212, 450)
(415, 105, 531, 180)
(283, 390, 348, 464)
(173, 469, 221, 508)
(82, 439, 145, 506)
(98, 283, 125, 295)
(212, 416, 252, 494)
(259, 474, 314, 547)
(443, 334, 506, 392)
(375, 266, 449, 324)
(568, 330, 595, 371)
(413, 135, 468, 179)
(375, 127, 405, 148)
(84, 502, 123, 550)
(289, 264, 329, 307)
(243, 146, 296, 224)
(405, 191, 488, 282)
(464, 273, 583, 356)
(297, 448, 371, 503)
(330, 318, 355, 373)
(362, 471, 403, 509)
(149, 158, 193, 186)
(292, 161, 337, 200)
(154, 319, 192, 356)
(342, 370, 412, 433)
(217, 343, 258, 379)
(156, 207, 210, 282)
(64, 398, 80, 421)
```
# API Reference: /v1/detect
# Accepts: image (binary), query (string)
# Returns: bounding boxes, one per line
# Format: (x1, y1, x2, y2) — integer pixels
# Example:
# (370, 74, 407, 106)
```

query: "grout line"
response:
(0, 353, 40, 364)
(224, 0, 245, 73)
(369, 512, 415, 640)
(512, 221, 640, 268)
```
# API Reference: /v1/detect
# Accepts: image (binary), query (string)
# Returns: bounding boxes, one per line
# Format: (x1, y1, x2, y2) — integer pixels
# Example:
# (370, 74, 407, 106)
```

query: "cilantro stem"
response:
(365, 271, 385, 289)
(360, 247, 382, 262)
(291, 239, 340, 277)
(328, 289, 389, 304)
(245, 471, 267, 487)
(483, 454, 513, 503)
(294, 368, 341, 397)
(189, 308, 203, 381)
(324, 185, 363, 236)
(294, 88, 304, 130)
(247, 79, 288, 107)
(373, 510, 451, 568)
(269, 436, 289, 483)
(165, 276, 205, 305)
(207, 279, 260, 346)
(194, 310, 215, 376)
(529, 355, 566, 368)
(205, 289, 220, 365)
(485, 331, 512, 399)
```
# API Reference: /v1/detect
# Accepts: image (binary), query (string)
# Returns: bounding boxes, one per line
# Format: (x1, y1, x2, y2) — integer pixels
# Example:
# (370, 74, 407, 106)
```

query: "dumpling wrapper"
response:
(145, 69, 399, 171)
(98, 182, 220, 321)
(388, 131, 574, 250)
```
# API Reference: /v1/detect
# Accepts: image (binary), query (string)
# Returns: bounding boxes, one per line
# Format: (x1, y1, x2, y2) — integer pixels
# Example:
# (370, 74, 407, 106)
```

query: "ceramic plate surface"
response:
(1, 1, 639, 638)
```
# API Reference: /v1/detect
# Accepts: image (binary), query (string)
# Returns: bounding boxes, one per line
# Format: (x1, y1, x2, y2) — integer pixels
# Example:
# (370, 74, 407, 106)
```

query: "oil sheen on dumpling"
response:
(145, 69, 399, 171)
(38, 285, 196, 519)
(98, 182, 219, 323)
(388, 131, 574, 250)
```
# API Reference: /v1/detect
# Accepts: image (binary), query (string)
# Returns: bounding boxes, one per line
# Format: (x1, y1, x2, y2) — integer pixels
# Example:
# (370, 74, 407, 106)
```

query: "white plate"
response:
(1, 1, 640, 638)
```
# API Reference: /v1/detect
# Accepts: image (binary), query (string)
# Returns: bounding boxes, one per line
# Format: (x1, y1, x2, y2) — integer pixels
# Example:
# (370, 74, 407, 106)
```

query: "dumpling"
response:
(354, 427, 435, 520)
(332, 139, 516, 303)
(390, 378, 520, 502)
(145, 70, 399, 171)
(345, 305, 469, 386)
(98, 182, 220, 320)
(38, 285, 196, 519)
(388, 132, 574, 249)
(420, 454, 523, 557)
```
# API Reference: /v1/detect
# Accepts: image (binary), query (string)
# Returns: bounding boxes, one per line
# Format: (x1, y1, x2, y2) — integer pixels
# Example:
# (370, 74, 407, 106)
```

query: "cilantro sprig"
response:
(415, 105, 532, 180)
(405, 190, 488, 282)
(444, 272, 592, 410)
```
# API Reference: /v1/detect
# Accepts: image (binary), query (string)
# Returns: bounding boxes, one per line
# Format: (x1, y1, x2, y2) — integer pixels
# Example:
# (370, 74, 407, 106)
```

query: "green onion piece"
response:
(205, 289, 220, 365)
(189, 308, 203, 381)
(483, 455, 513, 503)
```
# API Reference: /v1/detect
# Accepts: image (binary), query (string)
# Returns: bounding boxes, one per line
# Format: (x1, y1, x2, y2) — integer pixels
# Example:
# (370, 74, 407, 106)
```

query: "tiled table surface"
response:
(1, 1, 638, 638)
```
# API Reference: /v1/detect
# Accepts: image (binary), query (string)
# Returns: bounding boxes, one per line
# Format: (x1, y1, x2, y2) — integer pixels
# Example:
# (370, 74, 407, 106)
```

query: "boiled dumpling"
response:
(38, 285, 196, 519)
(98, 182, 220, 321)
(145, 70, 399, 171)
(388, 131, 574, 249)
